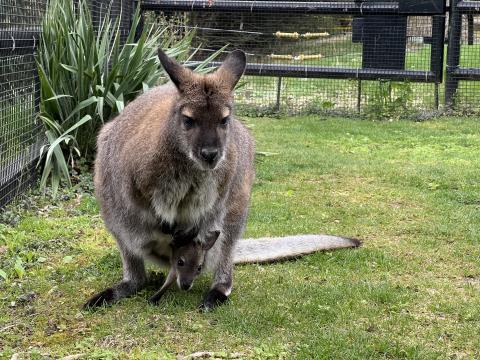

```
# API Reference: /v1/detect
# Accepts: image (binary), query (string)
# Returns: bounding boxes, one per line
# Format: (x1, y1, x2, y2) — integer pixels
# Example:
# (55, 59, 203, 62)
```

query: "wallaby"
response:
(85, 49, 256, 310)
(148, 234, 361, 304)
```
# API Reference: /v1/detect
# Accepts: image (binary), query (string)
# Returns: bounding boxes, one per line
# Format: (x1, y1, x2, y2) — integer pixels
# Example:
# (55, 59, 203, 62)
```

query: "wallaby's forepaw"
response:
(83, 288, 115, 309)
(199, 289, 229, 312)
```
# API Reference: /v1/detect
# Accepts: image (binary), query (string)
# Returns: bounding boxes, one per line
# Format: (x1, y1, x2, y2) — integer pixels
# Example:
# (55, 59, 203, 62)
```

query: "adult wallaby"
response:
(85, 49, 256, 310)
(148, 234, 361, 304)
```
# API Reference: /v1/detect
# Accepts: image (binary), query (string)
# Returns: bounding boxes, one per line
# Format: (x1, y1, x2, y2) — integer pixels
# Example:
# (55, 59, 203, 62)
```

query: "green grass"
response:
(1, 116, 480, 359)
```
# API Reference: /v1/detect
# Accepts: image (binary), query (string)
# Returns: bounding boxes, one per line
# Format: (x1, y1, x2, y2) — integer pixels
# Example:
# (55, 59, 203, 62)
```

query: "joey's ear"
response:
(171, 227, 199, 248)
(215, 49, 246, 90)
(202, 230, 220, 251)
(158, 49, 190, 92)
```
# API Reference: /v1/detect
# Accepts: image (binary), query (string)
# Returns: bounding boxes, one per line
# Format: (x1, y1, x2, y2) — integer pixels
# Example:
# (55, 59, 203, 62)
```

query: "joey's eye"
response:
(220, 116, 229, 126)
(183, 117, 195, 129)
(197, 265, 202, 272)
(177, 259, 185, 267)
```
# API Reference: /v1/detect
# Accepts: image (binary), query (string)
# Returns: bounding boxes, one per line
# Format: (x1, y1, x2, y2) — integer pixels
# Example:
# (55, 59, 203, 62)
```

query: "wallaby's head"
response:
(158, 49, 246, 170)
(170, 230, 220, 290)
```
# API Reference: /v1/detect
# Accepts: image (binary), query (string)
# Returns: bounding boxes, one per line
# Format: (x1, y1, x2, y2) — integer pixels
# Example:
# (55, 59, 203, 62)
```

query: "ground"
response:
(1, 116, 479, 359)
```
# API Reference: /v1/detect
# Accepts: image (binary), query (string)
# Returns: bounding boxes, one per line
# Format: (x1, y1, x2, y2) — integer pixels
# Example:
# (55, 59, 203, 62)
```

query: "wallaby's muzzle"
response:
(200, 147, 218, 164)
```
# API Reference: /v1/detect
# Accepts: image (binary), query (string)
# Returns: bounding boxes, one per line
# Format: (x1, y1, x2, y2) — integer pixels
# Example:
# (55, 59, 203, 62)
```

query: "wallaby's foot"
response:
(83, 287, 116, 309)
(83, 280, 143, 310)
(199, 289, 229, 312)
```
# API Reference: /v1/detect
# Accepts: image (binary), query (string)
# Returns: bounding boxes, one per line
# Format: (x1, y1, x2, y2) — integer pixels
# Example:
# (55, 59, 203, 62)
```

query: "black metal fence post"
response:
(445, 0, 462, 107)
(431, 15, 446, 109)
(467, 14, 474, 46)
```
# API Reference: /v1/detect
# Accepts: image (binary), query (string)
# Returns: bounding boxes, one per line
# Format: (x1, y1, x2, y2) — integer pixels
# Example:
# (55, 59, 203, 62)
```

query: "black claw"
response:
(199, 289, 229, 312)
(83, 288, 115, 309)
(148, 292, 164, 305)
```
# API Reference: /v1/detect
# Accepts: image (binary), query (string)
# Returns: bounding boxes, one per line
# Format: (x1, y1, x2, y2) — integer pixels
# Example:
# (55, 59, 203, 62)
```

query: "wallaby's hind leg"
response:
(84, 246, 147, 309)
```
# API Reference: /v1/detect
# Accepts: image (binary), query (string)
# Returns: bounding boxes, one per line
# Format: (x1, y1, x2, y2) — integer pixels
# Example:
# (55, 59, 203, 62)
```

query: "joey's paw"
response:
(83, 288, 115, 310)
(148, 292, 164, 305)
(199, 289, 229, 312)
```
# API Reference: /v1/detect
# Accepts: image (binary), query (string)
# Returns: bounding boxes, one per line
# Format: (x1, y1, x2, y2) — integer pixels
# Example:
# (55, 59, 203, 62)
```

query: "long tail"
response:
(233, 234, 361, 264)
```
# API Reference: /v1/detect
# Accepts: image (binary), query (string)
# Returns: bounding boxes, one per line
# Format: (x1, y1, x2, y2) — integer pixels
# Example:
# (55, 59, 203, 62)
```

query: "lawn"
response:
(1, 116, 480, 359)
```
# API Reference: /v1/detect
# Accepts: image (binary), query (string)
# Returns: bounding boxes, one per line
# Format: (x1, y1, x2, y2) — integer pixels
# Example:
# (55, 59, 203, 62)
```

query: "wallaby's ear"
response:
(215, 49, 247, 90)
(158, 49, 189, 92)
(202, 230, 220, 251)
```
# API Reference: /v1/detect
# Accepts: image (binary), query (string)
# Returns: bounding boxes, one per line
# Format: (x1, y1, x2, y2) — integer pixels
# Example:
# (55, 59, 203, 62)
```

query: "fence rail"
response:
(141, 1, 446, 15)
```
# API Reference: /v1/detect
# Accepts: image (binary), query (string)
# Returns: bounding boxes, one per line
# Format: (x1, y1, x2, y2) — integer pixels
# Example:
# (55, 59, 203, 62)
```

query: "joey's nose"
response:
(200, 148, 218, 163)
(181, 282, 192, 291)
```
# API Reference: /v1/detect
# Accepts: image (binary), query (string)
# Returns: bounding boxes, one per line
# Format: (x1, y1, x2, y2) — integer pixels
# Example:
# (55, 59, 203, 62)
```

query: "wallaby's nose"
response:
(200, 148, 218, 163)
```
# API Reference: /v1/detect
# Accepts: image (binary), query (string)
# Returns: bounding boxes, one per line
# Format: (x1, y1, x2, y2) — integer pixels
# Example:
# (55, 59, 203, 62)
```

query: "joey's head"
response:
(170, 230, 220, 291)
(158, 49, 246, 170)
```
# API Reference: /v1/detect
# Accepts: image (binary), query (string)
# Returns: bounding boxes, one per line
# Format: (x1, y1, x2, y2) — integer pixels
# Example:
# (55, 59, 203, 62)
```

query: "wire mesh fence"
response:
(142, 1, 448, 116)
(0, 0, 46, 208)
(1, 0, 480, 209)
(91, 0, 133, 42)
(0, 0, 134, 208)
(446, 0, 480, 113)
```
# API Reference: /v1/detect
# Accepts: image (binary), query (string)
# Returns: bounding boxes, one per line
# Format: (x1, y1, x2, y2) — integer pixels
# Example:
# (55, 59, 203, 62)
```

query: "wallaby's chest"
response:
(151, 173, 218, 225)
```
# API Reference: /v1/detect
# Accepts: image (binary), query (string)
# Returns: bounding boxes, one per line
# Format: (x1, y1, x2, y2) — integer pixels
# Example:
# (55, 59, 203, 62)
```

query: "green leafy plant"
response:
(364, 80, 414, 121)
(0, 269, 7, 281)
(36, 0, 221, 196)
(13, 257, 25, 279)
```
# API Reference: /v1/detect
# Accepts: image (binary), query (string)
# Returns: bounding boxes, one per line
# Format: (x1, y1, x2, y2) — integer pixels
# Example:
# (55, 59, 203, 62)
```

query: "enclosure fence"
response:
(141, 0, 480, 116)
(1, 0, 480, 209)
(446, 0, 480, 111)
(0, 0, 46, 209)
(0, 0, 133, 208)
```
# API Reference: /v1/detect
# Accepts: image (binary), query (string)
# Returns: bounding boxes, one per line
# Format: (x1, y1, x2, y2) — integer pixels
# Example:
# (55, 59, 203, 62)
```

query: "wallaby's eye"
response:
(183, 117, 195, 130)
(177, 259, 185, 267)
(220, 116, 229, 126)
(197, 265, 202, 272)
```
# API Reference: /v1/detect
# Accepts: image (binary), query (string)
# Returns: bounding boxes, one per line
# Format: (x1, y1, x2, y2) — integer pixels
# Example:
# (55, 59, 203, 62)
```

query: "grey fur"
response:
(84, 49, 254, 310)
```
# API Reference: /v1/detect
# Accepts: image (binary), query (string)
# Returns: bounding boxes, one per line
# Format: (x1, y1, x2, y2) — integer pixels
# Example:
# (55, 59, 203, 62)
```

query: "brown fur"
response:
(84, 50, 255, 311)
